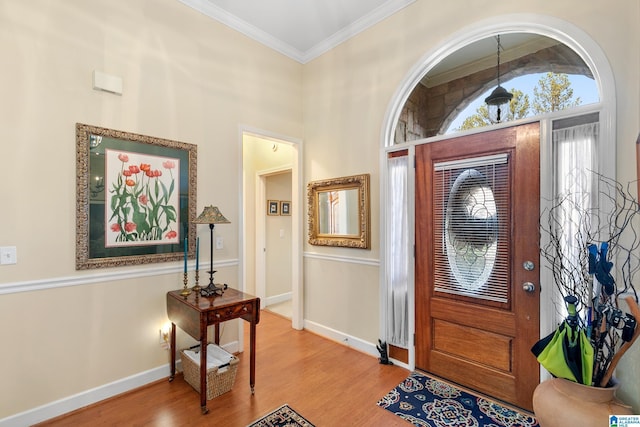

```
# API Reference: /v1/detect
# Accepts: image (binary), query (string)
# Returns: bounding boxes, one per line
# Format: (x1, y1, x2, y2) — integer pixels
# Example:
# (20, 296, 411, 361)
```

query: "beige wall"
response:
(0, 0, 302, 419)
(301, 0, 639, 412)
(1, 0, 639, 421)
(265, 172, 293, 299)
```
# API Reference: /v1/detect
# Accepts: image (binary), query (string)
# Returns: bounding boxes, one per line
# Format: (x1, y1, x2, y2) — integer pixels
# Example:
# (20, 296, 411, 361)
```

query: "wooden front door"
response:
(415, 123, 540, 411)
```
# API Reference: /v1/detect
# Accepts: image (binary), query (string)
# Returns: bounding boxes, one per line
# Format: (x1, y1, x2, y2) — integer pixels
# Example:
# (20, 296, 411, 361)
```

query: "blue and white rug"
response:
(377, 372, 539, 427)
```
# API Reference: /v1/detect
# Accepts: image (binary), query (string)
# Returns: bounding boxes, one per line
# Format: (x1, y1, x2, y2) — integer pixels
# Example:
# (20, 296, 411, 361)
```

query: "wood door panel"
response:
(428, 352, 516, 403)
(433, 319, 512, 371)
(415, 123, 540, 411)
(426, 127, 518, 161)
(430, 297, 516, 336)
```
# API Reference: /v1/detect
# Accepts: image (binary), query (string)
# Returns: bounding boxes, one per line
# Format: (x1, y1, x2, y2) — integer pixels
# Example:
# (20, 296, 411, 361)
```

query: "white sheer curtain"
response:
(551, 119, 599, 315)
(386, 155, 409, 347)
(553, 121, 598, 199)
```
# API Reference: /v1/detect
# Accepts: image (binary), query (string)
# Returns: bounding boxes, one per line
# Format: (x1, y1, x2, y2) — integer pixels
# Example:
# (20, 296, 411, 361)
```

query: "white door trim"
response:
(379, 14, 616, 372)
(239, 125, 304, 332)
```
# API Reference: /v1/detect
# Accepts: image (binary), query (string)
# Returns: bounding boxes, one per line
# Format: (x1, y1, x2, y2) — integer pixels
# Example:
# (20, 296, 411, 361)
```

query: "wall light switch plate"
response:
(216, 237, 223, 250)
(0, 246, 17, 265)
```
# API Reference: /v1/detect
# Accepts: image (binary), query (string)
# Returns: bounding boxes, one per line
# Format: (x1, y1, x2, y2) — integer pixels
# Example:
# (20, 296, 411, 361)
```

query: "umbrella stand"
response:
(598, 296, 640, 386)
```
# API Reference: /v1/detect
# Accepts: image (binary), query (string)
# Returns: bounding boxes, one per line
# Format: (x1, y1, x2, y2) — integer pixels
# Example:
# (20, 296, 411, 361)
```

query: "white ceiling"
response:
(178, 0, 416, 63)
(177, 0, 561, 83)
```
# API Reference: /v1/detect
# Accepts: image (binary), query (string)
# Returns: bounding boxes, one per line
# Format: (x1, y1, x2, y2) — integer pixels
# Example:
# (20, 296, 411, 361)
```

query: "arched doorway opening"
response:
(379, 14, 616, 406)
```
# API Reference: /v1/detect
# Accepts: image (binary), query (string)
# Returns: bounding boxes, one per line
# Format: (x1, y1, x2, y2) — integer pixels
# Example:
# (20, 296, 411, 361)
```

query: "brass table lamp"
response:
(193, 206, 230, 296)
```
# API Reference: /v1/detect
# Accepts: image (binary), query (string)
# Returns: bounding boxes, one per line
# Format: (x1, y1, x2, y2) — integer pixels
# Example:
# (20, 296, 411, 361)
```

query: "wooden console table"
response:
(166, 288, 260, 414)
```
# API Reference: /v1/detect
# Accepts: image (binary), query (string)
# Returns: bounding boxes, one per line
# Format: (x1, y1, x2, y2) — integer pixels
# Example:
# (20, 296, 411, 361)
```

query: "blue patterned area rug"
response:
(377, 372, 539, 427)
(246, 404, 314, 427)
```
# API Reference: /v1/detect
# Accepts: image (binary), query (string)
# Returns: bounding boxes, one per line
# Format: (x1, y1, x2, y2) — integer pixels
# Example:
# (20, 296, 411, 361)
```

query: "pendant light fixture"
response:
(485, 35, 513, 123)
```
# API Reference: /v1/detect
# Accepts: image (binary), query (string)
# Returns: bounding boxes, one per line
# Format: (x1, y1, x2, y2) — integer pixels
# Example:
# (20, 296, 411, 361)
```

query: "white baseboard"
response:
(2, 324, 388, 426)
(303, 319, 378, 358)
(0, 342, 238, 427)
(0, 365, 171, 427)
(264, 291, 292, 307)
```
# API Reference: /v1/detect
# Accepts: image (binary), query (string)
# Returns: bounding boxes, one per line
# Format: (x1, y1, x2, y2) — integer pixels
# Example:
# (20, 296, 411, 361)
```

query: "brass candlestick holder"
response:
(199, 270, 228, 297)
(193, 270, 201, 292)
(180, 271, 191, 297)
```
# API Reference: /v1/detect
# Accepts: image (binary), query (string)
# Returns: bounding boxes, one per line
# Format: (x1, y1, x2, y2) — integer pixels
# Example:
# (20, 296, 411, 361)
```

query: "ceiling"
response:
(177, 0, 563, 82)
(178, 0, 416, 63)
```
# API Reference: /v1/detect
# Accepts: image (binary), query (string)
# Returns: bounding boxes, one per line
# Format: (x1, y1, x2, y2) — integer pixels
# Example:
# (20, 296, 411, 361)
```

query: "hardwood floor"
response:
(36, 310, 410, 426)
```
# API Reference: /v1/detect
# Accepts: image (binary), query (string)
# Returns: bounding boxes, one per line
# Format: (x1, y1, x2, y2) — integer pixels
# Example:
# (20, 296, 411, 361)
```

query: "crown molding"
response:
(178, 0, 415, 64)
(177, 0, 306, 61)
(300, 0, 415, 63)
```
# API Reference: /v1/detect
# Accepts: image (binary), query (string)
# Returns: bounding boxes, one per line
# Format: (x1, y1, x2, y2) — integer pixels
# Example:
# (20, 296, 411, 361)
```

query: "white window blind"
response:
(433, 154, 510, 303)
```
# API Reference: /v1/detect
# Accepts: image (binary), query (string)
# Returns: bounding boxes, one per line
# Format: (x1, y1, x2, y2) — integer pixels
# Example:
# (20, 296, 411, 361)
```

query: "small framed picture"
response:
(267, 200, 279, 216)
(280, 201, 291, 216)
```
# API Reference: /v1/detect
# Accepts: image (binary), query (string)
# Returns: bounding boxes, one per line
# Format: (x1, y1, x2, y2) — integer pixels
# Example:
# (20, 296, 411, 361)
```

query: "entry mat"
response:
(377, 371, 539, 427)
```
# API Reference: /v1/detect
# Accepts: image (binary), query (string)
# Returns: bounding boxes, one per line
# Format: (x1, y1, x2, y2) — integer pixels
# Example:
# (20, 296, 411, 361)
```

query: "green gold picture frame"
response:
(75, 123, 197, 269)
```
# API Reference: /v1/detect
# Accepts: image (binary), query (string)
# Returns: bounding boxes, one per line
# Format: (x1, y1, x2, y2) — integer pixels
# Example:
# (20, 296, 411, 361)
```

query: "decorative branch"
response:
(539, 170, 640, 386)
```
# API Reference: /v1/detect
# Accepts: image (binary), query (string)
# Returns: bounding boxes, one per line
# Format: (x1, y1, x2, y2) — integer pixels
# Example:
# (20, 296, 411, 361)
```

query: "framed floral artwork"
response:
(75, 123, 197, 269)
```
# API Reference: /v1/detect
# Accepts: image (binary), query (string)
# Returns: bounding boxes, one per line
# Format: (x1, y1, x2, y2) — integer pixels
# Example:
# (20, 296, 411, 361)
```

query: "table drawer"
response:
(207, 302, 254, 323)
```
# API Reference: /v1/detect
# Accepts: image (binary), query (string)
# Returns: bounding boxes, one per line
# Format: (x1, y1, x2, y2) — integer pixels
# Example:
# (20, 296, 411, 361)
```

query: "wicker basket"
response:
(181, 344, 239, 400)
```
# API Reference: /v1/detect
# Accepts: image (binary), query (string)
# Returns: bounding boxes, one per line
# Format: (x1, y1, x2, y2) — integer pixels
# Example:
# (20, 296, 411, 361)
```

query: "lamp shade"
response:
(484, 34, 514, 124)
(193, 206, 230, 225)
(484, 85, 513, 106)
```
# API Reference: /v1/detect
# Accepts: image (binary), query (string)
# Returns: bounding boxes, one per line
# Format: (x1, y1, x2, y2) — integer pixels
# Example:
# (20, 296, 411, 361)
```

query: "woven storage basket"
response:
(181, 344, 239, 400)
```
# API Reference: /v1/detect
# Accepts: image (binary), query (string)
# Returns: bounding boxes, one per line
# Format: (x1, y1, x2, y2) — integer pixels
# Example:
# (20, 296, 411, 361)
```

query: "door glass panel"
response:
(434, 155, 510, 303)
(445, 169, 498, 291)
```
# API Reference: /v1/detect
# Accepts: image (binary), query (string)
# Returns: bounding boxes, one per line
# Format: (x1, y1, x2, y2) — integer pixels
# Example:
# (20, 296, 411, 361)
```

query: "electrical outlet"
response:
(216, 237, 223, 249)
(0, 246, 17, 265)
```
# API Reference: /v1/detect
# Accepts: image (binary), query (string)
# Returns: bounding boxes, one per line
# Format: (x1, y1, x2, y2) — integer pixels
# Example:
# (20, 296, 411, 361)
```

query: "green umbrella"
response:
(531, 295, 594, 385)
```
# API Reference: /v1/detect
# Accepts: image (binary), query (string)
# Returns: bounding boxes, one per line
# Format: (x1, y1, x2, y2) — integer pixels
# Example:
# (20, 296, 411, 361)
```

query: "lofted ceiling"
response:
(178, 0, 416, 63)
(177, 1, 565, 83)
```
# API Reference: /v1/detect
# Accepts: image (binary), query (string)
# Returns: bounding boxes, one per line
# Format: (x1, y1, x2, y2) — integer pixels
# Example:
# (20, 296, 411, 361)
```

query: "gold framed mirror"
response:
(307, 173, 370, 249)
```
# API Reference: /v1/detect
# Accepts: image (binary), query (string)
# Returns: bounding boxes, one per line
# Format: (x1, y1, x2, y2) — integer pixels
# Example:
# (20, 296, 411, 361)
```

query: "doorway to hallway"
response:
(262, 170, 293, 318)
(241, 129, 303, 330)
